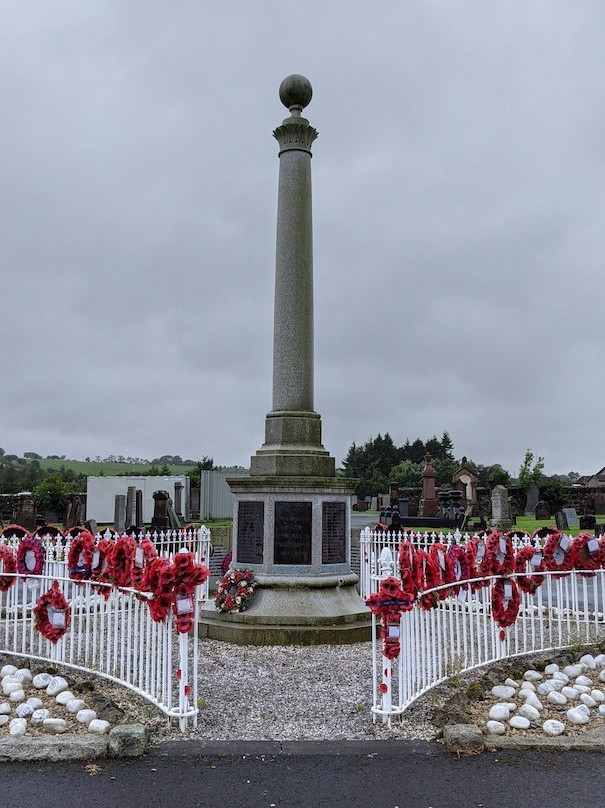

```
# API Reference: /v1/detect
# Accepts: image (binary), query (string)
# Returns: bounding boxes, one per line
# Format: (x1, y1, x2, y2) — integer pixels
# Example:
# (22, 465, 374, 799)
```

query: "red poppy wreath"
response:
(491, 577, 520, 641)
(67, 530, 95, 583)
(514, 544, 546, 595)
(34, 580, 70, 644)
(16, 536, 45, 577)
(0, 545, 16, 592)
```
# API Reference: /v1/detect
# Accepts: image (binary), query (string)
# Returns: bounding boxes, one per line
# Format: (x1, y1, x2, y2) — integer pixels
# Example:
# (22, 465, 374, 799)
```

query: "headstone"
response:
(84, 519, 98, 536)
(135, 489, 143, 528)
(579, 515, 596, 531)
(563, 508, 579, 528)
(490, 485, 512, 530)
(64, 494, 84, 529)
(398, 498, 409, 517)
(534, 501, 551, 520)
(126, 487, 136, 528)
(524, 484, 540, 517)
(174, 482, 184, 519)
(167, 498, 181, 529)
(150, 491, 169, 530)
(555, 511, 566, 531)
(370, 497, 378, 511)
(114, 495, 126, 533)
(420, 454, 439, 517)
(594, 493, 605, 515)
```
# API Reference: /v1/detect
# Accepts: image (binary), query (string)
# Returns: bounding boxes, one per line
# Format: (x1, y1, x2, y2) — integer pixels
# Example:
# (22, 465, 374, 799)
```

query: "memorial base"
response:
(199, 574, 371, 645)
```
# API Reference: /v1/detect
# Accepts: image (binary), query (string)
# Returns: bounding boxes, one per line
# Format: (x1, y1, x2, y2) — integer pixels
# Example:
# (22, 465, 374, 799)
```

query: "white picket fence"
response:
(362, 525, 605, 724)
(0, 527, 212, 730)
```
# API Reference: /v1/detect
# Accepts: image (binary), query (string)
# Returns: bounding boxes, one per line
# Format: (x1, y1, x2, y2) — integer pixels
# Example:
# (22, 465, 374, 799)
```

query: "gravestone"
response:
(579, 514, 596, 530)
(594, 493, 605, 515)
(114, 495, 126, 533)
(555, 511, 567, 531)
(534, 500, 551, 520)
(490, 485, 512, 530)
(150, 491, 169, 530)
(126, 486, 137, 528)
(563, 507, 579, 528)
(524, 484, 540, 517)
(135, 489, 143, 528)
(420, 454, 439, 517)
(65, 494, 84, 529)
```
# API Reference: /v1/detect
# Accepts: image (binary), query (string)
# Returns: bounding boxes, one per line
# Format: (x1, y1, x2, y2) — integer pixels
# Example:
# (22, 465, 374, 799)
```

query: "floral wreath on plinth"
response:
(514, 544, 546, 594)
(67, 530, 95, 582)
(34, 580, 70, 644)
(543, 530, 573, 579)
(571, 533, 604, 578)
(215, 568, 256, 614)
(16, 535, 45, 577)
(491, 577, 520, 641)
(0, 545, 16, 592)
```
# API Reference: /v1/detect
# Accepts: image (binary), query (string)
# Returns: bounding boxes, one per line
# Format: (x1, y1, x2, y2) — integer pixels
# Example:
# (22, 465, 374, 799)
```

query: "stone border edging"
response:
(444, 722, 605, 754)
(0, 723, 148, 762)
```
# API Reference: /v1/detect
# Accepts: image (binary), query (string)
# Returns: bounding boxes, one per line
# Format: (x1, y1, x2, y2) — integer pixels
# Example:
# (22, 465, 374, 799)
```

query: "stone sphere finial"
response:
(279, 74, 312, 113)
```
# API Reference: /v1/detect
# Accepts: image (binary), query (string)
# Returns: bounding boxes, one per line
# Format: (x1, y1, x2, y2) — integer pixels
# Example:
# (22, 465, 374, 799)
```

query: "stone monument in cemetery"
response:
(419, 454, 439, 518)
(200, 75, 369, 644)
(490, 484, 513, 530)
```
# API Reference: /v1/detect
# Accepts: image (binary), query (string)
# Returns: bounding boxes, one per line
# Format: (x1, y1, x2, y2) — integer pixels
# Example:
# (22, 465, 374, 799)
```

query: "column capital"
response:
(273, 119, 318, 155)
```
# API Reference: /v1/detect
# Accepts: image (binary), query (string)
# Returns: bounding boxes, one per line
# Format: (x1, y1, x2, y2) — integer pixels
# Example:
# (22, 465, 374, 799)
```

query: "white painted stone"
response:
(561, 687, 579, 700)
(594, 654, 605, 668)
(0, 715, 8, 727)
(0, 665, 17, 677)
(88, 719, 111, 734)
(550, 679, 564, 691)
(591, 690, 605, 704)
(31, 709, 50, 726)
(9, 689, 25, 703)
(46, 676, 69, 696)
(32, 672, 53, 689)
(580, 654, 597, 670)
(504, 678, 519, 689)
(518, 703, 540, 722)
(9, 719, 26, 737)
(491, 685, 516, 699)
(567, 706, 590, 725)
(552, 672, 569, 683)
(509, 715, 531, 729)
(575, 675, 593, 687)
(543, 719, 565, 736)
(15, 703, 34, 718)
(575, 685, 591, 695)
(2, 680, 22, 696)
(580, 694, 598, 708)
(598, 705, 605, 717)
(66, 698, 86, 714)
(76, 709, 97, 724)
(564, 665, 583, 678)
(547, 691, 567, 706)
(26, 697, 43, 710)
(519, 681, 536, 692)
(523, 670, 543, 682)
(14, 669, 32, 683)
(599, 670, 605, 684)
(489, 703, 511, 721)
(43, 718, 67, 734)
(524, 693, 543, 710)
(55, 691, 75, 706)
(537, 681, 557, 695)
(505, 702, 517, 711)
(544, 663, 559, 675)
(486, 720, 506, 735)
(0, 702, 11, 715)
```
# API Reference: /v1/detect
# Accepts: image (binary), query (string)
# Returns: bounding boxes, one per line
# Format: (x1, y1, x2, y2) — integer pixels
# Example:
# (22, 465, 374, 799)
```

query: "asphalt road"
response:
(0, 741, 602, 808)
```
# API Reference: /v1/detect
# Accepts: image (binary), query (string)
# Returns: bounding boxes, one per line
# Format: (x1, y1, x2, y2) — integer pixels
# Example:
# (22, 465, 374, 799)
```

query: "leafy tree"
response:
(433, 457, 458, 486)
(33, 473, 71, 513)
(24, 452, 41, 460)
(409, 438, 426, 464)
(518, 450, 545, 490)
(390, 460, 423, 488)
(488, 465, 510, 486)
(540, 478, 569, 513)
(425, 435, 443, 461)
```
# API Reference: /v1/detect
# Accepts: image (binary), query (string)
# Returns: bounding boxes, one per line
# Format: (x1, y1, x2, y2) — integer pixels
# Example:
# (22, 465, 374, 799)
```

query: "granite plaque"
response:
(274, 501, 312, 564)
(322, 502, 346, 564)
(237, 502, 264, 564)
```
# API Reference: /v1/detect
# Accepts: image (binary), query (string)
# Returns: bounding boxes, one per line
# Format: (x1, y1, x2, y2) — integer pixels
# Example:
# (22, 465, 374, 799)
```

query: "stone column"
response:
(114, 495, 126, 534)
(251, 75, 333, 479)
(126, 486, 136, 528)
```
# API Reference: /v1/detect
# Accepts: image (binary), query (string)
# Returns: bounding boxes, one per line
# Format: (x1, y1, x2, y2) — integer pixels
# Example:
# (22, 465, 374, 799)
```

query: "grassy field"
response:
(36, 459, 194, 476)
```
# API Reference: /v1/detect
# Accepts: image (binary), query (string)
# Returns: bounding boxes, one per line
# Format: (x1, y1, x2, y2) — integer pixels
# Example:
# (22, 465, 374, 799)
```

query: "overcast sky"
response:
(2, 1, 604, 476)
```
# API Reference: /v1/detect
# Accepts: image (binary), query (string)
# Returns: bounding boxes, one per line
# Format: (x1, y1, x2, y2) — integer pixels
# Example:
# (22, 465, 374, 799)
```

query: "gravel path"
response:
(142, 639, 438, 744)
